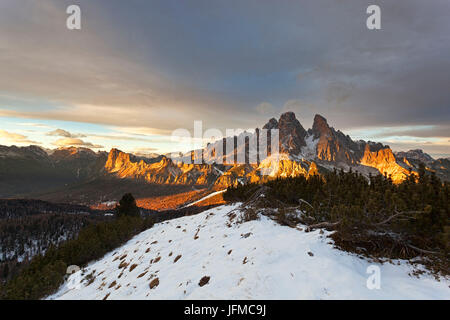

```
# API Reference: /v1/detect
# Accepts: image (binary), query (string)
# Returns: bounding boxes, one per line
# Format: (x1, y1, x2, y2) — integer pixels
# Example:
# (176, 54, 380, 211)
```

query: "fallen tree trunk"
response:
(306, 220, 341, 231)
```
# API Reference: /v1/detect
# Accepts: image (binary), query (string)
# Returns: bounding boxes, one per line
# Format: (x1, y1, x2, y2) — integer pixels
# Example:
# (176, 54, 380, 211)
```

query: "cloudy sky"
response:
(0, 0, 449, 157)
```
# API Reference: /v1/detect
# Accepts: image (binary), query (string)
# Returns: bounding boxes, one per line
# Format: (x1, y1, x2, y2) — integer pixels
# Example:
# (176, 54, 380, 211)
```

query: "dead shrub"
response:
(238, 207, 258, 223)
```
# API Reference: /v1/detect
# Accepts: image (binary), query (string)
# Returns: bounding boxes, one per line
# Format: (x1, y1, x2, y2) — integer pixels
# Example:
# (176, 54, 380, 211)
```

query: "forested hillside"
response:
(224, 164, 449, 275)
(0, 195, 220, 300)
(0, 200, 111, 284)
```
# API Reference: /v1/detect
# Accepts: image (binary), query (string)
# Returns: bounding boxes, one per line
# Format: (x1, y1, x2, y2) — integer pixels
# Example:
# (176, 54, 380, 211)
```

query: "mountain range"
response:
(1, 112, 449, 203)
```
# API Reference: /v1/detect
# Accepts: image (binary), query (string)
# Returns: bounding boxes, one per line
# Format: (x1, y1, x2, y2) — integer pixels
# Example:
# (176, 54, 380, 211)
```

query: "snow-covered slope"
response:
(49, 204, 449, 300)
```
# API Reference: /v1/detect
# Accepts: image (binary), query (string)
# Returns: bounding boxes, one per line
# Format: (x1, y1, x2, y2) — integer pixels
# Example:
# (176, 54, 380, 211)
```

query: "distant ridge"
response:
(0, 112, 449, 201)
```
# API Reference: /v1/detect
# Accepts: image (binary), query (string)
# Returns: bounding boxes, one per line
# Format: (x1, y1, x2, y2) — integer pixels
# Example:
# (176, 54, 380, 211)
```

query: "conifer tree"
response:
(115, 193, 140, 218)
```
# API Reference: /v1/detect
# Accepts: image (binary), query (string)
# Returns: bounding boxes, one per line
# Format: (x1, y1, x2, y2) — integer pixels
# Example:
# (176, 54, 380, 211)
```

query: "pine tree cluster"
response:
(225, 164, 449, 274)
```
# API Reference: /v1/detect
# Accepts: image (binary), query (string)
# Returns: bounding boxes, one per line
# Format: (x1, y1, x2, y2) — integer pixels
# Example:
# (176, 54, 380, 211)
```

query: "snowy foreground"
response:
(49, 204, 449, 300)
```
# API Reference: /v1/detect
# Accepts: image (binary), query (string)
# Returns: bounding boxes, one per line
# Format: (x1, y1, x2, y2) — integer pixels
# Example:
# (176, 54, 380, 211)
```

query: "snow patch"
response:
(183, 190, 226, 208)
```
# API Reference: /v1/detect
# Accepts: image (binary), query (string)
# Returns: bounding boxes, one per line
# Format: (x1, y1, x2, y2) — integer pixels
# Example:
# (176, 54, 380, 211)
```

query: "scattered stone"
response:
(198, 276, 210, 287)
(149, 278, 159, 289)
(129, 264, 138, 272)
(137, 271, 148, 278)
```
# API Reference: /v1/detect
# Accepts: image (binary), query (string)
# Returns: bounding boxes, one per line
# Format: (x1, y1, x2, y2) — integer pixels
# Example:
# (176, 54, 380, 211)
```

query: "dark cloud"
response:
(0, 0, 448, 152)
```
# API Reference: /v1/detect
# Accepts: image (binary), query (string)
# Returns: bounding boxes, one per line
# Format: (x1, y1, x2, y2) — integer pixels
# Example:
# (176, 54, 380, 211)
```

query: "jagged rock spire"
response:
(312, 114, 332, 139)
(263, 117, 278, 130)
(262, 112, 307, 154)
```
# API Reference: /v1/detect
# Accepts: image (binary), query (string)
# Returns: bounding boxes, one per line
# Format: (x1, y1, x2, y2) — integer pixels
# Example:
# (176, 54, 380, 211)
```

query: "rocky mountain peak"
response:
(262, 117, 278, 130)
(51, 146, 98, 160)
(312, 114, 332, 138)
(279, 112, 306, 133)
(394, 149, 434, 164)
(277, 112, 307, 154)
(0, 145, 49, 160)
(105, 149, 131, 171)
(279, 111, 296, 122)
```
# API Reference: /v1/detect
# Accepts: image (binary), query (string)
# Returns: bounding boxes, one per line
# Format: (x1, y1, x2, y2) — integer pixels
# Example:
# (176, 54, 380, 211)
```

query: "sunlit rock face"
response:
(106, 148, 245, 186)
(307, 161, 319, 178)
(360, 143, 411, 183)
(311, 114, 361, 164)
(104, 148, 316, 188)
(106, 149, 202, 184)
(255, 153, 309, 179)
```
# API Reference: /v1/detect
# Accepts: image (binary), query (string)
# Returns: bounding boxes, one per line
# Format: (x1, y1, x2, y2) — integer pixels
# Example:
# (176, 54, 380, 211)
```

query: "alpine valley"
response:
(1, 112, 449, 205)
